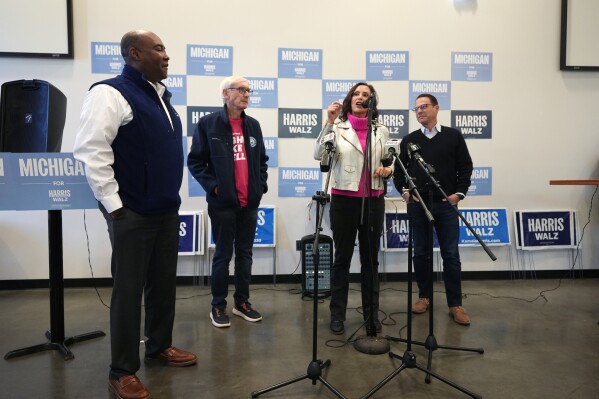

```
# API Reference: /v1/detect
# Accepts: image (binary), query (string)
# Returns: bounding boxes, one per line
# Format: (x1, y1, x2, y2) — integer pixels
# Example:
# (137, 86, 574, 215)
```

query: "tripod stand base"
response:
(353, 335, 390, 355)
(4, 329, 106, 361)
(251, 359, 347, 398)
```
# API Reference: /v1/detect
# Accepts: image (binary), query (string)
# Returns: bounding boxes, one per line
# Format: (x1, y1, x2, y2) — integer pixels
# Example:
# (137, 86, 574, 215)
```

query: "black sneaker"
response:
(210, 307, 231, 328)
(232, 302, 262, 322)
(330, 320, 344, 335)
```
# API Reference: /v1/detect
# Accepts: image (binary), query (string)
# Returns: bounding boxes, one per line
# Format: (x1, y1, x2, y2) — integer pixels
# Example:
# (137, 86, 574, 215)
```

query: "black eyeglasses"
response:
(412, 103, 433, 112)
(228, 87, 253, 95)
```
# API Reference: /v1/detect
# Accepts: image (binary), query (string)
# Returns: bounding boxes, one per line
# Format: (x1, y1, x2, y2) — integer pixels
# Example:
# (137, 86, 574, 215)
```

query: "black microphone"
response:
(319, 132, 336, 172)
(406, 142, 423, 160)
(361, 95, 374, 109)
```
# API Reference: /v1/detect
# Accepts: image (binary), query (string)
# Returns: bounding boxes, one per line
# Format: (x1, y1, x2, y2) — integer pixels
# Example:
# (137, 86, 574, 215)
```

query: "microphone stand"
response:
(354, 98, 390, 355)
(251, 146, 346, 399)
(361, 152, 482, 398)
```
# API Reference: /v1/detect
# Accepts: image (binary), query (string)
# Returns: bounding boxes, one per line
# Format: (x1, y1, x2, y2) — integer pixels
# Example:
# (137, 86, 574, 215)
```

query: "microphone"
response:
(381, 139, 400, 167)
(361, 95, 374, 109)
(406, 142, 423, 160)
(320, 132, 336, 172)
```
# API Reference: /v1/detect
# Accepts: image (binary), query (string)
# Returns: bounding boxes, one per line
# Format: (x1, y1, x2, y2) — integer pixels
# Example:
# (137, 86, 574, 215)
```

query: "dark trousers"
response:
(208, 206, 258, 309)
(408, 200, 462, 307)
(329, 194, 384, 322)
(100, 205, 179, 380)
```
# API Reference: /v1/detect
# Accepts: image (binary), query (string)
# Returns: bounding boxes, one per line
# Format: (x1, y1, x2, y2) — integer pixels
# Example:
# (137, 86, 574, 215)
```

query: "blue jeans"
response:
(408, 200, 462, 307)
(208, 206, 258, 309)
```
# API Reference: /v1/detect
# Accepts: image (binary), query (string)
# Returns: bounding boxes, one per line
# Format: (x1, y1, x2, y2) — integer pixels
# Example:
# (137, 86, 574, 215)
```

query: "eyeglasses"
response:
(228, 87, 253, 95)
(412, 103, 433, 112)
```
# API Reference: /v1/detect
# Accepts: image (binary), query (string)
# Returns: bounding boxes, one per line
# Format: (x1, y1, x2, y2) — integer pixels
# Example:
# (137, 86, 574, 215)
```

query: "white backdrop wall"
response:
(1, 0, 598, 280)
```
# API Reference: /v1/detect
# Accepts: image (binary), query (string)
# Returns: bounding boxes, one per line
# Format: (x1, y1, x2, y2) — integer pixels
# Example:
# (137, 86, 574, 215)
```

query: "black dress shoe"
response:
(365, 319, 382, 333)
(330, 320, 344, 334)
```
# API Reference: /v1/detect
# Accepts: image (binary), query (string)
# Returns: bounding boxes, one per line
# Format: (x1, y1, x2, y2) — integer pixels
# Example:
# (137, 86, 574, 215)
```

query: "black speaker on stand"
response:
(298, 233, 332, 298)
(1, 79, 105, 361)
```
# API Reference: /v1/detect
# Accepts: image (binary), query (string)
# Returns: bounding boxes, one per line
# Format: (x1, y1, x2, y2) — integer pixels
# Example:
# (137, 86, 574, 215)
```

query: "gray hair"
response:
(220, 76, 249, 102)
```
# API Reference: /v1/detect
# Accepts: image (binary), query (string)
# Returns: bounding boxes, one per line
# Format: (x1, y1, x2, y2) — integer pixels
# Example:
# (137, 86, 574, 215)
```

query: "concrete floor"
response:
(1, 279, 598, 399)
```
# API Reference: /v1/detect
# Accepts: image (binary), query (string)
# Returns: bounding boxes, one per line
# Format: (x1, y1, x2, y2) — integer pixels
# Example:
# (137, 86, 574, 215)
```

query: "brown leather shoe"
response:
(108, 375, 149, 399)
(412, 298, 430, 314)
(145, 346, 197, 367)
(449, 306, 471, 326)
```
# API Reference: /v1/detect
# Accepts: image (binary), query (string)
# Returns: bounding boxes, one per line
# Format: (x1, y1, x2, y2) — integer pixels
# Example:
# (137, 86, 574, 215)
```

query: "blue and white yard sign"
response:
(514, 210, 578, 250)
(458, 208, 510, 246)
(178, 211, 204, 255)
(278, 48, 322, 79)
(279, 167, 322, 197)
(187, 45, 233, 76)
(0, 153, 96, 210)
(384, 211, 440, 251)
(451, 52, 493, 82)
(91, 42, 123, 74)
(208, 206, 275, 248)
(366, 51, 409, 81)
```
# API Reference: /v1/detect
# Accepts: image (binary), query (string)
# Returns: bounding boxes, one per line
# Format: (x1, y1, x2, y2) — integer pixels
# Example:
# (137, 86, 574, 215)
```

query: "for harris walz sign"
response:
(187, 45, 233, 76)
(458, 208, 510, 246)
(451, 110, 492, 139)
(0, 153, 96, 210)
(384, 211, 440, 251)
(178, 211, 204, 255)
(208, 206, 276, 248)
(278, 108, 321, 139)
(514, 210, 578, 250)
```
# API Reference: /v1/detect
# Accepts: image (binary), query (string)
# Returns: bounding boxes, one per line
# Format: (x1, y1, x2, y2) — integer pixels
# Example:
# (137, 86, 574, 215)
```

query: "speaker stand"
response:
(4, 210, 105, 361)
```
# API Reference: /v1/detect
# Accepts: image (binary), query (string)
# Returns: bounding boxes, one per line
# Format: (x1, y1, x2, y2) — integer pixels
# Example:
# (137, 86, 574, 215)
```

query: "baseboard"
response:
(1, 269, 597, 290)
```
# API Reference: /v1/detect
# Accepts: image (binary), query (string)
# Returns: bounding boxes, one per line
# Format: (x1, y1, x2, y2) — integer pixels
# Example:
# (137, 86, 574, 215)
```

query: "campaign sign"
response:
(516, 210, 578, 250)
(264, 137, 278, 167)
(178, 212, 197, 255)
(247, 77, 277, 108)
(0, 153, 15, 210)
(278, 108, 321, 139)
(91, 42, 123, 74)
(451, 52, 493, 82)
(254, 206, 276, 247)
(186, 106, 222, 136)
(187, 45, 233, 76)
(279, 167, 321, 197)
(278, 48, 322, 79)
(451, 110, 492, 139)
(6, 153, 96, 210)
(409, 81, 451, 110)
(467, 167, 492, 196)
(322, 80, 358, 109)
(208, 206, 275, 248)
(458, 208, 510, 246)
(378, 109, 409, 138)
(385, 181, 402, 198)
(366, 51, 409, 81)
(384, 212, 410, 251)
(164, 75, 187, 106)
(384, 211, 440, 251)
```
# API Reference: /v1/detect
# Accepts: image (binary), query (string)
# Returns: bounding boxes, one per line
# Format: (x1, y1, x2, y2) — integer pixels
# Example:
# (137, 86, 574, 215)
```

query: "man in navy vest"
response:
(74, 30, 196, 399)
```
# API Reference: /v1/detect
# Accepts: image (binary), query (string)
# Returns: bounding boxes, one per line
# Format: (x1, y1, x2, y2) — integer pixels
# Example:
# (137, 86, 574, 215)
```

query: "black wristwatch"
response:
(456, 193, 465, 200)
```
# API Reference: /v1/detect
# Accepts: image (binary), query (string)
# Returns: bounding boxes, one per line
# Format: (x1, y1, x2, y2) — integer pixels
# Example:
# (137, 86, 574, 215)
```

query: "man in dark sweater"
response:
(393, 93, 473, 325)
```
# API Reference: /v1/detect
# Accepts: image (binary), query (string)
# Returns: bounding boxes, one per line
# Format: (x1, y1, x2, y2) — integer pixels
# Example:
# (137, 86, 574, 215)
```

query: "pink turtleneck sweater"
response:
(331, 113, 383, 198)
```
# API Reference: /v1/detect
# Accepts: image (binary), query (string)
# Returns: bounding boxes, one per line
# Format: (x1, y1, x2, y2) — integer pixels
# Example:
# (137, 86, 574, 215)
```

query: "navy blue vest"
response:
(94, 65, 183, 214)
